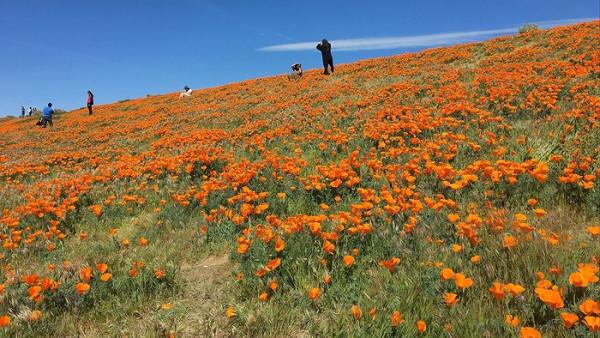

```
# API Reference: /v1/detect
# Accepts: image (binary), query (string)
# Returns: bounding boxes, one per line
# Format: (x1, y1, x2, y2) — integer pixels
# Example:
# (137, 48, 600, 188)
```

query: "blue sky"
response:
(0, 0, 597, 116)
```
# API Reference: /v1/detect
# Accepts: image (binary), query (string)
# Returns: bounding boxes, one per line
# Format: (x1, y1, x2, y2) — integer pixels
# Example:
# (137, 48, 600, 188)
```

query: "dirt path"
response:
(178, 254, 234, 337)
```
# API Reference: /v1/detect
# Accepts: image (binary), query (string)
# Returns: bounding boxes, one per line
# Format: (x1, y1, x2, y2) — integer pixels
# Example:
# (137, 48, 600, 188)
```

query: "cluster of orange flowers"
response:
(0, 21, 598, 335)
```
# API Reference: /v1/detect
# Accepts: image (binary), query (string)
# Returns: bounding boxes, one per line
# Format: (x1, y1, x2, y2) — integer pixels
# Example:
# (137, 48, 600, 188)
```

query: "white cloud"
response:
(258, 18, 596, 52)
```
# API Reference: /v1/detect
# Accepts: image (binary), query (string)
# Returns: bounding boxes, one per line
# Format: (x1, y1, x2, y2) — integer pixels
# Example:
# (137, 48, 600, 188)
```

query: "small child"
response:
(288, 63, 303, 81)
(179, 86, 192, 99)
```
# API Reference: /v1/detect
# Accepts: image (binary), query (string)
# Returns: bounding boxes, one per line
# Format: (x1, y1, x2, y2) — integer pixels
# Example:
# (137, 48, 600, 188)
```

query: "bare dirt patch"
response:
(178, 254, 235, 337)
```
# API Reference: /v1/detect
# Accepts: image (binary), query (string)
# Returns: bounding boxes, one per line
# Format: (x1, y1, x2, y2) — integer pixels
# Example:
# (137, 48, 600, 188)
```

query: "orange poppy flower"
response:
(454, 273, 474, 289)
(238, 242, 250, 255)
(274, 238, 285, 252)
(96, 263, 109, 273)
(579, 299, 599, 315)
(504, 314, 519, 327)
(533, 208, 547, 217)
(23, 274, 39, 286)
(379, 257, 401, 272)
(0, 315, 10, 327)
(80, 267, 93, 282)
(307, 288, 321, 301)
(391, 311, 404, 327)
(520, 327, 541, 338)
(155, 269, 166, 279)
(447, 213, 460, 223)
(225, 307, 236, 319)
(138, 237, 148, 246)
(536, 272, 546, 281)
(503, 235, 517, 249)
(560, 312, 579, 328)
(489, 282, 505, 300)
(323, 240, 336, 254)
(343, 255, 355, 267)
(266, 258, 281, 271)
(28, 285, 42, 300)
(440, 268, 455, 281)
(505, 283, 525, 296)
(258, 291, 269, 302)
(569, 271, 590, 288)
(443, 292, 458, 307)
(351, 305, 362, 320)
(583, 316, 599, 332)
(535, 287, 564, 309)
(75, 282, 90, 295)
(416, 320, 426, 333)
(100, 273, 112, 282)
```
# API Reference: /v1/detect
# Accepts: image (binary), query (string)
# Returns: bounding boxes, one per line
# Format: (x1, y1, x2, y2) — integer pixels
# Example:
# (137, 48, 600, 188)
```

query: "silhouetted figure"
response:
(21, 106, 25, 118)
(316, 39, 334, 75)
(41, 103, 54, 128)
(87, 90, 94, 115)
(288, 63, 303, 80)
(28, 107, 33, 117)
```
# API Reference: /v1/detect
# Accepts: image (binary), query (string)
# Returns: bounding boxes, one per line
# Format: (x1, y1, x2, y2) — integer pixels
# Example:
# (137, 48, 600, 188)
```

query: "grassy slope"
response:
(0, 22, 599, 337)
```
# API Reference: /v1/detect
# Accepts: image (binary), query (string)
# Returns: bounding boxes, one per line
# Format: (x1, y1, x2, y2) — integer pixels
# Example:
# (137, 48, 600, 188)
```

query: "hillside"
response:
(0, 21, 599, 337)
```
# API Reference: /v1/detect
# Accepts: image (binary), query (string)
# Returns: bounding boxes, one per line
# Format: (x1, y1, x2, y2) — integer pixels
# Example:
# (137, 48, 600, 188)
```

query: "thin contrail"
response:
(258, 18, 597, 52)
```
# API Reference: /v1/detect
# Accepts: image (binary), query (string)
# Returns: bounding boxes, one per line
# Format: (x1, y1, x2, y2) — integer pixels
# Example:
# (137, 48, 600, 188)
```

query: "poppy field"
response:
(0, 22, 599, 337)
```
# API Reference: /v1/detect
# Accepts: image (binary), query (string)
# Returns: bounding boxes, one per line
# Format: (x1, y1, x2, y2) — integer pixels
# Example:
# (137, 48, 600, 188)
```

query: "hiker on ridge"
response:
(41, 103, 54, 128)
(87, 90, 94, 115)
(21, 106, 25, 118)
(179, 86, 192, 99)
(316, 39, 334, 75)
(28, 107, 33, 117)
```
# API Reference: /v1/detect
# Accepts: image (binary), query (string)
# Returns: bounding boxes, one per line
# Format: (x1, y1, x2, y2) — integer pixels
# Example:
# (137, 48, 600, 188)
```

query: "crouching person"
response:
(179, 86, 192, 99)
(288, 63, 303, 81)
(41, 103, 54, 128)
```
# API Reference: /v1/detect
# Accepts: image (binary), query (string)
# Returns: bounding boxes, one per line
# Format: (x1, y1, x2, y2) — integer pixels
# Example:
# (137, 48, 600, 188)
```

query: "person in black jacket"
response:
(87, 90, 94, 115)
(316, 39, 334, 75)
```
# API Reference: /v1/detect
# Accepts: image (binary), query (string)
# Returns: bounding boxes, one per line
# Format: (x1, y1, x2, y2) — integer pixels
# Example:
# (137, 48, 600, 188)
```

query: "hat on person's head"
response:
(48, 103, 52, 107)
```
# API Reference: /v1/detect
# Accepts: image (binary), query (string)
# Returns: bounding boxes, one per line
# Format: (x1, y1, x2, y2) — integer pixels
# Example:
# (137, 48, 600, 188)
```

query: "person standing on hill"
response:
(41, 103, 54, 128)
(28, 107, 33, 117)
(87, 90, 94, 115)
(316, 39, 334, 75)
(21, 106, 25, 118)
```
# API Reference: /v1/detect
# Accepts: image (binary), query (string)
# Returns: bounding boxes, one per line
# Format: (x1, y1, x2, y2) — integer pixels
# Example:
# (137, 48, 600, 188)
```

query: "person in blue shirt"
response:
(42, 103, 54, 128)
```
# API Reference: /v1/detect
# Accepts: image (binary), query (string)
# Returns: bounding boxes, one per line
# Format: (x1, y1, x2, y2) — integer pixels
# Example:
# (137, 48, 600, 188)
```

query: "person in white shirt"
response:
(288, 63, 303, 81)
(179, 86, 192, 99)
